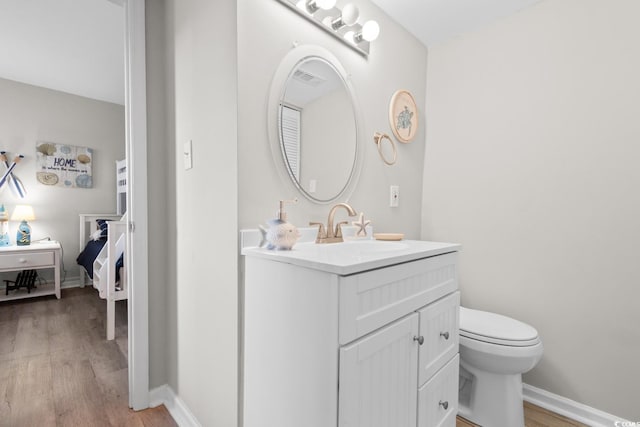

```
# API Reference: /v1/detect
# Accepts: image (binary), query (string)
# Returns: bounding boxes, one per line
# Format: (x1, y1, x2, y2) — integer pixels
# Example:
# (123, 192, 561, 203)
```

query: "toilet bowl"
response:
(458, 307, 543, 427)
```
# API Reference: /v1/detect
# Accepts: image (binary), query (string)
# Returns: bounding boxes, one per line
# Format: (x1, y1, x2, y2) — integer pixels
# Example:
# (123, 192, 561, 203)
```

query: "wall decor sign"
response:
(389, 90, 418, 143)
(36, 142, 93, 188)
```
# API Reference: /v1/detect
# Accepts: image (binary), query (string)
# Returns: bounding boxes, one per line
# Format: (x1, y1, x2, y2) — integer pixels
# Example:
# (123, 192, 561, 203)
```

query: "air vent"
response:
(293, 69, 326, 86)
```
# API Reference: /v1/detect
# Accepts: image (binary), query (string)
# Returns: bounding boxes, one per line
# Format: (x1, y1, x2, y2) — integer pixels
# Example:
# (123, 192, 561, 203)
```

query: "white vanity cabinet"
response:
(242, 239, 460, 427)
(338, 291, 460, 427)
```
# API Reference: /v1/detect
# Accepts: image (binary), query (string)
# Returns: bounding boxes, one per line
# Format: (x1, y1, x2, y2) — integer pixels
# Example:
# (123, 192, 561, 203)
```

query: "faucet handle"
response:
(335, 221, 348, 238)
(309, 222, 327, 240)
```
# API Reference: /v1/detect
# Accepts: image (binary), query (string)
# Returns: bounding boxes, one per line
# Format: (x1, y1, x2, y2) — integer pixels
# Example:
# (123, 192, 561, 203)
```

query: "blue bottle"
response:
(0, 205, 9, 246)
(16, 220, 31, 246)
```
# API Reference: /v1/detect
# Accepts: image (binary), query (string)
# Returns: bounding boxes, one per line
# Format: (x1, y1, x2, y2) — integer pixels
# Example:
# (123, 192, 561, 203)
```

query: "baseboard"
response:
(149, 384, 201, 427)
(61, 277, 82, 289)
(523, 383, 631, 427)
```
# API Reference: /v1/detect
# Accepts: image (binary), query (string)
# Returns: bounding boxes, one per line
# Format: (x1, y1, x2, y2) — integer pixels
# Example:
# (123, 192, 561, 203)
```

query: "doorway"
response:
(0, 0, 149, 412)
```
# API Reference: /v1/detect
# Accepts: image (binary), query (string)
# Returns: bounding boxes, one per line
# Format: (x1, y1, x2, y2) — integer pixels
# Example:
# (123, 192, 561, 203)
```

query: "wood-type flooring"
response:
(0, 286, 176, 427)
(457, 401, 590, 426)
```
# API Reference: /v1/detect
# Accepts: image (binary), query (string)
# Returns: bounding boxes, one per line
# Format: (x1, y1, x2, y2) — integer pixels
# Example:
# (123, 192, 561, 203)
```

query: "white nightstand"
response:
(0, 241, 61, 302)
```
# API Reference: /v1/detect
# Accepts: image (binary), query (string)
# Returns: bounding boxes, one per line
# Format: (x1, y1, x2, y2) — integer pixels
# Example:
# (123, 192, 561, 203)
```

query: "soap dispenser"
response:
(259, 199, 301, 250)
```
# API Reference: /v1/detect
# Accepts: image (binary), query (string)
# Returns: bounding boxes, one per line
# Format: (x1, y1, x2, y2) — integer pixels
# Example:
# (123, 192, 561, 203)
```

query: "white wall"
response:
(165, 0, 238, 425)
(0, 77, 124, 281)
(238, 0, 428, 237)
(145, 0, 171, 390)
(422, 0, 640, 420)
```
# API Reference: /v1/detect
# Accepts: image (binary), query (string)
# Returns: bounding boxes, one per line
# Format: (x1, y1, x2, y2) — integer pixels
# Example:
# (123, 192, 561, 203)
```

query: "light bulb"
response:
(316, 0, 336, 10)
(343, 30, 356, 45)
(341, 4, 359, 26)
(361, 20, 380, 42)
(330, 3, 358, 31)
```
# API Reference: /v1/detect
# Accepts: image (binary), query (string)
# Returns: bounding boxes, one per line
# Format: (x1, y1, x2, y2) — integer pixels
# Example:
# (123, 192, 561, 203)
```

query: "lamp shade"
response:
(11, 205, 35, 221)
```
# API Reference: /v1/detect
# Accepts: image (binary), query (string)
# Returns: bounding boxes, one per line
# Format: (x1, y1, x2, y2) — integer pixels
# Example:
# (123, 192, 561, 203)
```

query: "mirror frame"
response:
(268, 44, 364, 204)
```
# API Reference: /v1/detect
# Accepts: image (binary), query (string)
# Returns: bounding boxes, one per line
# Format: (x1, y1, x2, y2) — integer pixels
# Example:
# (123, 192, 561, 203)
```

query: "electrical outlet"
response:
(390, 185, 399, 207)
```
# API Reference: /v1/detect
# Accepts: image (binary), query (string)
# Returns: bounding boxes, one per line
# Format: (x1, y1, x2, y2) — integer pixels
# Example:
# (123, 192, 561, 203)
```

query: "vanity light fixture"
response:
(278, 0, 380, 56)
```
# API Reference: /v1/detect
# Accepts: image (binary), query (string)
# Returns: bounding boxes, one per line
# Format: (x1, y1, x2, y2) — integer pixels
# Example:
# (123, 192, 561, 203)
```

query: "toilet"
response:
(458, 307, 543, 427)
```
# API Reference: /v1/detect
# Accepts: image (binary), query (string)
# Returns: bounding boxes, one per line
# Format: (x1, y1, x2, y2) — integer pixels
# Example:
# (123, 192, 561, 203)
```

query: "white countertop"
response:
(241, 239, 460, 275)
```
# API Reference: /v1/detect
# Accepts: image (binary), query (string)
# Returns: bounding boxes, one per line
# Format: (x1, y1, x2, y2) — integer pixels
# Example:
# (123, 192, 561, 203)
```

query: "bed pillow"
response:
(96, 219, 110, 240)
(77, 239, 107, 278)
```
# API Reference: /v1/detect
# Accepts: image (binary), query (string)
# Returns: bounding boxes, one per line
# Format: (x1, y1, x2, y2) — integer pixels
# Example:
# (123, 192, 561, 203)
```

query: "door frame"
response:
(124, 0, 149, 410)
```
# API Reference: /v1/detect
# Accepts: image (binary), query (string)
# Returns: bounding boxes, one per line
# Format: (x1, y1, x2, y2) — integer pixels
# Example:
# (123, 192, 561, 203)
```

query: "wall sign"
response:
(36, 142, 93, 188)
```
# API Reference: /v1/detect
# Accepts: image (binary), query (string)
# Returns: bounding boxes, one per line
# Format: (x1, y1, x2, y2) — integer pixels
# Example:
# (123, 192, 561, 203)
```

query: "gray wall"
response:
(163, 0, 238, 425)
(145, 0, 171, 391)
(0, 77, 124, 281)
(422, 0, 640, 420)
(238, 0, 428, 236)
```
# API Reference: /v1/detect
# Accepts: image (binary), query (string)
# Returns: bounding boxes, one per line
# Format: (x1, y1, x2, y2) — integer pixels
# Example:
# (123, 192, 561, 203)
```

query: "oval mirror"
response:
(269, 46, 362, 204)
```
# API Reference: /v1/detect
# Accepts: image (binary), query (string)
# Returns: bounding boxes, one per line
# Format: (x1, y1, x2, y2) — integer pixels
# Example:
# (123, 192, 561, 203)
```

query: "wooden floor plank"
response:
(51, 357, 112, 427)
(524, 401, 590, 427)
(0, 318, 18, 356)
(12, 315, 50, 358)
(3, 354, 57, 427)
(457, 401, 591, 427)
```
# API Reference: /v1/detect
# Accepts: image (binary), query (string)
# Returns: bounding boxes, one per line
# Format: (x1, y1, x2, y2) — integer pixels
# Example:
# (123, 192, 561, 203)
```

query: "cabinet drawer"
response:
(417, 292, 459, 386)
(0, 251, 54, 269)
(339, 252, 458, 344)
(417, 354, 459, 427)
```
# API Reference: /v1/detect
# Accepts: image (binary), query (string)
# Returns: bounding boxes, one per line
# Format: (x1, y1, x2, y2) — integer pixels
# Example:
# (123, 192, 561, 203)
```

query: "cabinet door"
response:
(339, 314, 419, 427)
(417, 292, 460, 386)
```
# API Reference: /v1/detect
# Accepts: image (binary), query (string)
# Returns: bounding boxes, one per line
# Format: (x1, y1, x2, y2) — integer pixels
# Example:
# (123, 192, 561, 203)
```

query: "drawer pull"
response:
(19, 258, 27, 263)
(440, 331, 450, 340)
(439, 400, 449, 410)
(413, 335, 424, 345)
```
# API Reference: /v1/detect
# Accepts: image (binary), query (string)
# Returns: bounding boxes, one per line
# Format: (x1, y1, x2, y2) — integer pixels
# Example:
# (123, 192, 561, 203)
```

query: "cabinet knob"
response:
(440, 331, 450, 340)
(439, 400, 449, 410)
(413, 335, 424, 345)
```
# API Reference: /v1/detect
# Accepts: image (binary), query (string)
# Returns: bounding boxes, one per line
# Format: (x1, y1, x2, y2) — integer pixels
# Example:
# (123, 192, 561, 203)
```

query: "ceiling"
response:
(370, 0, 542, 46)
(0, 0, 542, 105)
(0, 0, 124, 105)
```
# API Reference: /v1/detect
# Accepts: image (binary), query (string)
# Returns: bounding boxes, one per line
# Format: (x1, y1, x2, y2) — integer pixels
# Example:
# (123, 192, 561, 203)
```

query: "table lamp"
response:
(11, 205, 35, 246)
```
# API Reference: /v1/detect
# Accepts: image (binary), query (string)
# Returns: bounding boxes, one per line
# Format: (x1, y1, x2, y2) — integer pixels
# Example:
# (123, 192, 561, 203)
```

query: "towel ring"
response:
(373, 132, 397, 165)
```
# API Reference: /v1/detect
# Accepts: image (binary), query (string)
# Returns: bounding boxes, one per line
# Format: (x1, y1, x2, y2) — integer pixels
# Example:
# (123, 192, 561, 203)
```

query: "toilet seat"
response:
(460, 307, 540, 347)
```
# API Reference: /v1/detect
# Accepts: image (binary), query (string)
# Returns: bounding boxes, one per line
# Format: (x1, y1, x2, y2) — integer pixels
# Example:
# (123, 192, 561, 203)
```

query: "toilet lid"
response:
(460, 307, 540, 346)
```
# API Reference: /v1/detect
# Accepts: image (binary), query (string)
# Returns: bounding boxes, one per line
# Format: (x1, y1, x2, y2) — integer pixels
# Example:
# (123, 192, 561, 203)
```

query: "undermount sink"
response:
(241, 231, 460, 275)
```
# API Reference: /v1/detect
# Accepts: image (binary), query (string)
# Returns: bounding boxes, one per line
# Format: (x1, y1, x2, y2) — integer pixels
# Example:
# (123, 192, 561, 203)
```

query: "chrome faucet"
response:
(310, 203, 358, 244)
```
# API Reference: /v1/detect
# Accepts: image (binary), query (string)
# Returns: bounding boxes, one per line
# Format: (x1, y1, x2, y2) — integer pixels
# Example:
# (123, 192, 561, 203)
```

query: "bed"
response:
(77, 213, 127, 340)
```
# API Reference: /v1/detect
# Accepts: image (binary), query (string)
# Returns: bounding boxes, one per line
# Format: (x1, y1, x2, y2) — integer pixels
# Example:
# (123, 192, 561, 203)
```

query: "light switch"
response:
(184, 140, 193, 170)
